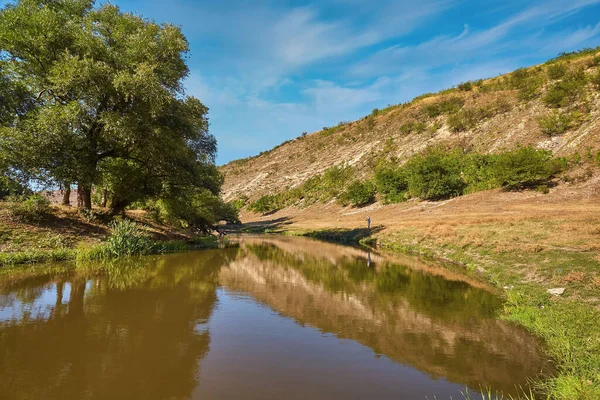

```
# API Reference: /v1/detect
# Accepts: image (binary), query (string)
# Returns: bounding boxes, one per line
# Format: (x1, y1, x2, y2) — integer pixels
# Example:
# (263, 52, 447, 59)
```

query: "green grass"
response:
(0, 248, 75, 266)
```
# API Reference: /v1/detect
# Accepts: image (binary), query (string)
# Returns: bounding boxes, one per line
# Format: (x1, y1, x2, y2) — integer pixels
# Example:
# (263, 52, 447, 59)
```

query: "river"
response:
(0, 235, 552, 399)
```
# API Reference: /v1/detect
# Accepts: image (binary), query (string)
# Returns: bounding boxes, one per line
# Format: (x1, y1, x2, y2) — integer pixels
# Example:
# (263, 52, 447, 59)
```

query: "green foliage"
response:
(230, 195, 249, 210)
(159, 188, 239, 230)
(547, 63, 567, 80)
(404, 149, 466, 200)
(399, 121, 426, 135)
(0, 0, 217, 211)
(0, 174, 29, 199)
(422, 96, 464, 118)
(101, 219, 154, 258)
(461, 153, 498, 193)
(6, 194, 51, 222)
(320, 163, 355, 198)
(544, 69, 587, 108)
(538, 111, 574, 136)
(374, 164, 408, 203)
(446, 108, 484, 132)
(341, 180, 376, 207)
(457, 81, 473, 91)
(248, 194, 281, 214)
(491, 147, 559, 190)
(0, 248, 74, 266)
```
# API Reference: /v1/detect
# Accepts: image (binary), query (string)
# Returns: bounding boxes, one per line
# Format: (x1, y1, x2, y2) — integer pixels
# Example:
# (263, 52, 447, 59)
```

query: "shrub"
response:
(0, 175, 29, 200)
(422, 97, 464, 118)
(547, 63, 567, 80)
(103, 218, 154, 258)
(400, 121, 415, 135)
(230, 195, 249, 210)
(401, 121, 426, 134)
(6, 194, 51, 222)
(459, 153, 498, 193)
(492, 147, 559, 190)
(457, 81, 473, 91)
(544, 69, 587, 108)
(247, 194, 281, 214)
(341, 180, 376, 207)
(447, 108, 478, 132)
(321, 164, 354, 198)
(404, 149, 466, 200)
(538, 111, 573, 136)
(374, 165, 408, 203)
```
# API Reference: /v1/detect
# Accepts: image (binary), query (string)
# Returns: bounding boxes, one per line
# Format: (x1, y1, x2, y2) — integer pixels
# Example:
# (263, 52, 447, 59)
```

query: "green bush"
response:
(538, 111, 573, 136)
(399, 121, 426, 135)
(6, 194, 51, 222)
(544, 69, 587, 108)
(492, 147, 559, 190)
(230, 195, 249, 210)
(446, 108, 486, 132)
(248, 194, 281, 214)
(457, 81, 473, 91)
(0, 175, 29, 200)
(461, 153, 498, 193)
(404, 149, 466, 200)
(374, 164, 408, 203)
(547, 63, 567, 80)
(103, 219, 154, 257)
(341, 180, 376, 207)
(422, 97, 464, 118)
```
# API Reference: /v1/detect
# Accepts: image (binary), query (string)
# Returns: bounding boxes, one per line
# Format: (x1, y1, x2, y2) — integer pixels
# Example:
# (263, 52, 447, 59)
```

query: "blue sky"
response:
(3, 1, 600, 164)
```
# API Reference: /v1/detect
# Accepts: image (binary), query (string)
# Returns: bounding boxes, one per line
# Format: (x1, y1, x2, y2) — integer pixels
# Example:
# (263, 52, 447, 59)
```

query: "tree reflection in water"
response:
(0, 248, 240, 400)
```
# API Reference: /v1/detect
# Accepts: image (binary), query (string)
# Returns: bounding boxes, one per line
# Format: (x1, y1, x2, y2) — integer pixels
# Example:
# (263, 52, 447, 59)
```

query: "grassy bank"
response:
(285, 226, 600, 399)
(0, 203, 220, 267)
(0, 235, 219, 267)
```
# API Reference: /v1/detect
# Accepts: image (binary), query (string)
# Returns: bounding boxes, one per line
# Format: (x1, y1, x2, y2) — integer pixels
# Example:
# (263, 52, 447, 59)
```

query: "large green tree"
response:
(0, 0, 219, 211)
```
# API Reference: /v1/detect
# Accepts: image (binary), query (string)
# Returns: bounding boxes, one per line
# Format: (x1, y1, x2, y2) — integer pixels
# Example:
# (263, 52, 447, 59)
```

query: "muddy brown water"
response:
(0, 235, 552, 399)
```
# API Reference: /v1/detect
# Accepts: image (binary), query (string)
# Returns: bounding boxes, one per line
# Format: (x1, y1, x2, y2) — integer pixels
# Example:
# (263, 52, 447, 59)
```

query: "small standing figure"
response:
(366, 216, 371, 230)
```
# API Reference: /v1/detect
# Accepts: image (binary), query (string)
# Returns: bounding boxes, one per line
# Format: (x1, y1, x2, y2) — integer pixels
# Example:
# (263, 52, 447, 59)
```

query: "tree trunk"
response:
(62, 183, 71, 206)
(100, 188, 107, 208)
(77, 184, 92, 210)
(68, 279, 86, 318)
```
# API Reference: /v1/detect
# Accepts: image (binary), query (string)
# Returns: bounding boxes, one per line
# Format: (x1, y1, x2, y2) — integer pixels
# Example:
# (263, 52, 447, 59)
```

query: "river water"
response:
(0, 235, 551, 399)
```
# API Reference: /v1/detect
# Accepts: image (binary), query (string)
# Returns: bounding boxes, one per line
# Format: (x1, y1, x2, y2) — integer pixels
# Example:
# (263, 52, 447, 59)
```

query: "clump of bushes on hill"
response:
(544, 69, 587, 108)
(5, 194, 51, 222)
(422, 97, 465, 118)
(403, 149, 466, 200)
(249, 146, 564, 212)
(340, 180, 376, 207)
(399, 121, 426, 135)
(374, 164, 408, 203)
(491, 147, 560, 190)
(247, 194, 281, 214)
(538, 111, 576, 136)
(547, 63, 568, 80)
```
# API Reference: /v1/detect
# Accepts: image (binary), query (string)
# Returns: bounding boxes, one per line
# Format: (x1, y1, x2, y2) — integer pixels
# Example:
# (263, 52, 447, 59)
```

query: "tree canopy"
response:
(0, 0, 230, 229)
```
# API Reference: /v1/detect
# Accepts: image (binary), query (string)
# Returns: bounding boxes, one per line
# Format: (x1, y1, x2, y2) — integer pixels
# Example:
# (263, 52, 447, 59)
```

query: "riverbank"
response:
(0, 203, 219, 267)
(237, 179, 600, 399)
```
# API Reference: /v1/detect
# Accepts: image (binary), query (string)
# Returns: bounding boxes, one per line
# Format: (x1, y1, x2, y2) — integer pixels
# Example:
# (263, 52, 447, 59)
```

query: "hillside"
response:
(221, 48, 600, 203)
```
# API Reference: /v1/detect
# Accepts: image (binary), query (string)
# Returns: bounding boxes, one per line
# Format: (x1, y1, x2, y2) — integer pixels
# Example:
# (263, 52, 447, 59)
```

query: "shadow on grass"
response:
(300, 225, 384, 245)
(234, 217, 294, 234)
